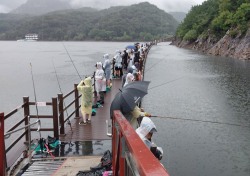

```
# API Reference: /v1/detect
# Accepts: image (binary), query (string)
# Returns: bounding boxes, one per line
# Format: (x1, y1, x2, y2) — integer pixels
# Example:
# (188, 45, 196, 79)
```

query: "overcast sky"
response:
(0, 0, 207, 13)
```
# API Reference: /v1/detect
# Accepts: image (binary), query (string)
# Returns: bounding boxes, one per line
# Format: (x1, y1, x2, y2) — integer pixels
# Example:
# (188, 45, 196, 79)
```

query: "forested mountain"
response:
(11, 0, 72, 16)
(173, 0, 250, 60)
(176, 0, 250, 41)
(0, 2, 179, 41)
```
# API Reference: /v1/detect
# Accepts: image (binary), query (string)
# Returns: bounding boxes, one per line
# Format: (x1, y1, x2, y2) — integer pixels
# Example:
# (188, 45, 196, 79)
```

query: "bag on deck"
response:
(76, 150, 112, 176)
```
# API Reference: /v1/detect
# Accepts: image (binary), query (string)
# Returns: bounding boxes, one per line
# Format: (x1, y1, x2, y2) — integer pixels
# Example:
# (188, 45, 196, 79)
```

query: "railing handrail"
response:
(112, 110, 169, 176)
(0, 96, 59, 172)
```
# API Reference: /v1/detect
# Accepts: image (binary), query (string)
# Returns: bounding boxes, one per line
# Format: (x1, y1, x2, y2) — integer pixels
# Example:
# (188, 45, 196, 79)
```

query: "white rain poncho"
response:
(95, 62, 106, 92)
(123, 73, 134, 87)
(77, 77, 93, 114)
(136, 117, 163, 160)
(114, 50, 122, 68)
(136, 117, 157, 144)
(103, 54, 111, 80)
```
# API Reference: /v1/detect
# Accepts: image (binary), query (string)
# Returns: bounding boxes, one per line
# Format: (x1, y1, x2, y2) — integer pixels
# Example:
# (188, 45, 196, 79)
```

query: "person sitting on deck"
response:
(77, 77, 93, 125)
(136, 117, 163, 160)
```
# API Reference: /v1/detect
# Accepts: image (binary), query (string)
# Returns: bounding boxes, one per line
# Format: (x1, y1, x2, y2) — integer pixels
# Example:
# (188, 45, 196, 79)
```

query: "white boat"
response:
(17, 33, 39, 41)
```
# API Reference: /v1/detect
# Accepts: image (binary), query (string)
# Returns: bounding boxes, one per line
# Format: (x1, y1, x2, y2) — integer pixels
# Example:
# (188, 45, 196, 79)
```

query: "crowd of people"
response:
(77, 42, 163, 160)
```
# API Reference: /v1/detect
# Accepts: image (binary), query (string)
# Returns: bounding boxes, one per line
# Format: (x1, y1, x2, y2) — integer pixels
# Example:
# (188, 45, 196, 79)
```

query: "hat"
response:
(127, 67, 133, 74)
(136, 117, 157, 138)
(103, 53, 109, 60)
(96, 62, 102, 69)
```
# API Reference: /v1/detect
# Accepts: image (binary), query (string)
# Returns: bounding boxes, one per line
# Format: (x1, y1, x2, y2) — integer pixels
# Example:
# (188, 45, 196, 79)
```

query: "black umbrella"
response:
(110, 81, 150, 119)
(126, 45, 136, 50)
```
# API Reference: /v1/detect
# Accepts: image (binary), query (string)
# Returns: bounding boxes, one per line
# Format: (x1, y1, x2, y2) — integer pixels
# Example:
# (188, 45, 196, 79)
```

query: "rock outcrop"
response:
(172, 28, 250, 60)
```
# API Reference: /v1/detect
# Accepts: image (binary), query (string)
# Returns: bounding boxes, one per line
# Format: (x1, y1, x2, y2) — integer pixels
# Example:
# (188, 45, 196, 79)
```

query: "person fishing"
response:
(128, 106, 151, 129)
(103, 53, 112, 88)
(95, 62, 106, 104)
(136, 117, 163, 160)
(77, 77, 93, 125)
(121, 66, 133, 87)
(113, 50, 123, 78)
(123, 73, 134, 87)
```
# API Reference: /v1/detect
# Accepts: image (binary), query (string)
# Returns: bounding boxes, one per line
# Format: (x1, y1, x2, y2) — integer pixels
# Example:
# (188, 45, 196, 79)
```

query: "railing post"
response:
(23, 97, 30, 141)
(0, 112, 6, 176)
(74, 84, 80, 118)
(52, 97, 59, 139)
(112, 59, 115, 77)
(93, 71, 97, 97)
(58, 93, 65, 135)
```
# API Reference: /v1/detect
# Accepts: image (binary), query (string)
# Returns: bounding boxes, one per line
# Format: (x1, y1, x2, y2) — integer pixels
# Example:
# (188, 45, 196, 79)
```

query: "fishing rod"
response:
(62, 42, 82, 80)
(52, 59, 73, 133)
(148, 76, 184, 90)
(150, 115, 249, 128)
(30, 63, 41, 138)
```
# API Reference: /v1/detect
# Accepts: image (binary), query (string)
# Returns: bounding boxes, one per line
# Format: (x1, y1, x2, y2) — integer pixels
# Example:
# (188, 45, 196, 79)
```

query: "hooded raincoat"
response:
(103, 54, 111, 80)
(136, 117, 157, 148)
(114, 50, 122, 68)
(95, 62, 106, 92)
(136, 117, 163, 160)
(123, 73, 134, 87)
(77, 77, 93, 115)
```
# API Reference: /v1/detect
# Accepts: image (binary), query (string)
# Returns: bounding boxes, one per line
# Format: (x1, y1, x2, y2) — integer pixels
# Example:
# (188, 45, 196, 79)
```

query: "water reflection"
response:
(81, 141, 93, 155)
(33, 140, 110, 159)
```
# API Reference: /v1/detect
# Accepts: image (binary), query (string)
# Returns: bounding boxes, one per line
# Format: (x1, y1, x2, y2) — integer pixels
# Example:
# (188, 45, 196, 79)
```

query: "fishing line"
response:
(52, 59, 73, 132)
(29, 63, 41, 138)
(151, 115, 249, 128)
(148, 76, 184, 90)
(62, 42, 82, 80)
(144, 58, 164, 74)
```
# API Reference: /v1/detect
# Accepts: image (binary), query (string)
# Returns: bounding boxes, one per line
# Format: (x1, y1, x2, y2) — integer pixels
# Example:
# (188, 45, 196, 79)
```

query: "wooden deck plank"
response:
(60, 79, 122, 142)
(52, 156, 102, 176)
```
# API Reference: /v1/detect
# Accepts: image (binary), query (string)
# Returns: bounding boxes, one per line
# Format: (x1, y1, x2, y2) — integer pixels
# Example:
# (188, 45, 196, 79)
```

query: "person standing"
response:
(113, 50, 123, 78)
(103, 53, 111, 88)
(95, 62, 106, 104)
(122, 50, 128, 70)
(77, 77, 93, 125)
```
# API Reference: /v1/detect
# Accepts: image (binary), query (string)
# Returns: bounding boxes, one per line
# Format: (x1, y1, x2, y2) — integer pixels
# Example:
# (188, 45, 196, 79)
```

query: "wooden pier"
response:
(1, 43, 170, 176)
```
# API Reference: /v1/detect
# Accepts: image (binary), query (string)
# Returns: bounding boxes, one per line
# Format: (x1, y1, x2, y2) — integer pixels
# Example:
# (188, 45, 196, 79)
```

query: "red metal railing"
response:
(0, 112, 6, 176)
(112, 110, 169, 176)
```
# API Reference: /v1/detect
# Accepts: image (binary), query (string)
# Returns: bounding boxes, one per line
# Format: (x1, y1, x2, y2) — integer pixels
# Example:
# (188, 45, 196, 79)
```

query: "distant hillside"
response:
(172, 0, 250, 60)
(11, 0, 71, 16)
(0, 2, 179, 41)
(169, 12, 186, 22)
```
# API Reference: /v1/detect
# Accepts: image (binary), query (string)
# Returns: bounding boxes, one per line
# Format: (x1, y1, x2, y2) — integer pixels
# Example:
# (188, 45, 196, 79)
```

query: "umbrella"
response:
(110, 81, 150, 119)
(126, 45, 136, 50)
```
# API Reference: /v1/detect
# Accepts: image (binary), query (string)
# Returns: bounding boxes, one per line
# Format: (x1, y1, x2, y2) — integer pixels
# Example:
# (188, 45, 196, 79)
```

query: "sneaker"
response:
(79, 121, 87, 125)
(87, 119, 91, 124)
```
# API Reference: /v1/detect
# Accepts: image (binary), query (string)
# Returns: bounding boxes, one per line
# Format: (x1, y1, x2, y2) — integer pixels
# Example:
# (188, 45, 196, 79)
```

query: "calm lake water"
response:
(0, 41, 249, 176)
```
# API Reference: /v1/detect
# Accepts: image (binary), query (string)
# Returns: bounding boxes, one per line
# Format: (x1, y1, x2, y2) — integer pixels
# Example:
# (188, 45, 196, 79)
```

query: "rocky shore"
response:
(171, 28, 250, 60)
